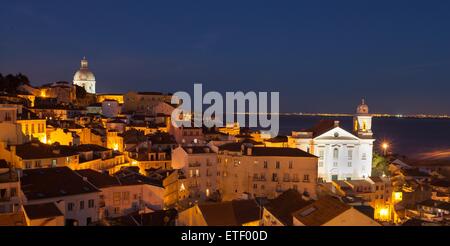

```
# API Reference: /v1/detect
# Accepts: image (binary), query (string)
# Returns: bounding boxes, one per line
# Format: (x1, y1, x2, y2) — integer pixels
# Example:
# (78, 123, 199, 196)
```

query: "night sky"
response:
(1, 0, 450, 114)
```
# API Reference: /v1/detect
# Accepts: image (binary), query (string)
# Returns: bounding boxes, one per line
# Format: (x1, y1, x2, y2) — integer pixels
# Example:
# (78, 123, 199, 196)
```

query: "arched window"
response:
(333, 148, 339, 160)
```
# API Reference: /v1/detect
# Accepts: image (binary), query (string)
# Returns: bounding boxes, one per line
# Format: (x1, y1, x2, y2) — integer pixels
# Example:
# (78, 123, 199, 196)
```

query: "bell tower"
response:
(353, 99, 373, 138)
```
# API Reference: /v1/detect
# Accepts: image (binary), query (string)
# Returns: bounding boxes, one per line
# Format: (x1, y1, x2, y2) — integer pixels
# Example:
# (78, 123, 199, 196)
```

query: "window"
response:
(114, 207, 120, 214)
(68, 203, 74, 211)
(319, 149, 324, 160)
(189, 170, 193, 178)
(333, 161, 338, 167)
(253, 184, 257, 189)
(348, 150, 353, 160)
(376, 185, 379, 191)
(276, 161, 280, 169)
(362, 153, 367, 160)
(195, 169, 200, 177)
(35, 160, 41, 168)
(303, 174, 310, 182)
(80, 201, 85, 210)
(272, 173, 278, 182)
(122, 192, 130, 204)
(289, 161, 293, 169)
(113, 192, 121, 205)
(293, 185, 298, 191)
(283, 173, 290, 182)
(263, 161, 268, 168)
(10, 188, 17, 197)
(88, 199, 95, 208)
(318, 161, 323, 167)
(333, 148, 339, 160)
(51, 159, 57, 167)
(293, 174, 299, 182)
(25, 161, 32, 169)
(347, 161, 352, 167)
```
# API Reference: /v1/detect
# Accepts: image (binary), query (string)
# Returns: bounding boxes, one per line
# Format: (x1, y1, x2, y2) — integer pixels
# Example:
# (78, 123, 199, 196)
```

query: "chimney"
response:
(334, 121, 340, 127)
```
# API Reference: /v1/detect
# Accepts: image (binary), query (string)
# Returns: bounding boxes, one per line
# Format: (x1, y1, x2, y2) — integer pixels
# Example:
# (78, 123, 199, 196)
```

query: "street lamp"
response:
(382, 142, 389, 156)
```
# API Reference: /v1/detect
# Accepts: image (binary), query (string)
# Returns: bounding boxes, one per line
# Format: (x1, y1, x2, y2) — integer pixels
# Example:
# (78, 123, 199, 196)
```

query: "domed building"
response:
(73, 57, 96, 94)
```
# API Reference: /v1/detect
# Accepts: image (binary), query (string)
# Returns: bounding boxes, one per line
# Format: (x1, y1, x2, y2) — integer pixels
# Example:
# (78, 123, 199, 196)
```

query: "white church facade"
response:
(288, 100, 375, 182)
(73, 57, 96, 94)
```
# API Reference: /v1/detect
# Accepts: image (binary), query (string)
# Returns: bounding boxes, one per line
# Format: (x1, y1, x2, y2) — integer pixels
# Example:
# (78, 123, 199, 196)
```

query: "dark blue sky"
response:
(1, 0, 450, 114)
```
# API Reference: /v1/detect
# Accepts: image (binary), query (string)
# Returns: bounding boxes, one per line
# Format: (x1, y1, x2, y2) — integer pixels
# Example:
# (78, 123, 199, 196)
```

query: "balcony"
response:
(253, 177, 267, 182)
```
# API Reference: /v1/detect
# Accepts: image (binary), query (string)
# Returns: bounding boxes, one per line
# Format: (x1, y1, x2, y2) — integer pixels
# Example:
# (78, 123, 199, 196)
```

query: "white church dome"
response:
(73, 57, 96, 94)
(73, 58, 95, 82)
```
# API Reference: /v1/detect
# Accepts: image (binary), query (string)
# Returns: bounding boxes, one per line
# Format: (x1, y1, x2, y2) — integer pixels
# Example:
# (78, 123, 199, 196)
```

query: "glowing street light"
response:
(382, 142, 389, 156)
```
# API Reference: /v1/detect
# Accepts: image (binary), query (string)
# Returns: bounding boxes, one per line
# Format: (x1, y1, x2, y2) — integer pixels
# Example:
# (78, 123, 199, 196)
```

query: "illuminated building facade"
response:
(289, 100, 375, 181)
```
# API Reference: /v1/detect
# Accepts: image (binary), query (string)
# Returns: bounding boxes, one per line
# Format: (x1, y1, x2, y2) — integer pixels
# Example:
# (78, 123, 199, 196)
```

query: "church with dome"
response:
(288, 99, 375, 182)
(73, 57, 96, 94)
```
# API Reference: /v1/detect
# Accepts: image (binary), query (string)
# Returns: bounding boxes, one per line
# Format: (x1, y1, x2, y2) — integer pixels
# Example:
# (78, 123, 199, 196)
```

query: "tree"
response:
(372, 152, 389, 177)
(0, 73, 31, 93)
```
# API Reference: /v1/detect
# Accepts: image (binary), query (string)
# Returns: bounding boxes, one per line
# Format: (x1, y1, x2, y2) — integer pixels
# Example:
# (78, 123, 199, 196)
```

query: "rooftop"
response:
(21, 167, 99, 200)
(197, 199, 261, 226)
(23, 202, 63, 220)
(75, 169, 120, 188)
(292, 196, 351, 226)
(264, 189, 313, 226)
(11, 141, 78, 160)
